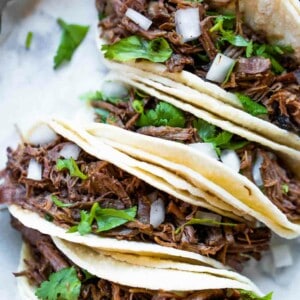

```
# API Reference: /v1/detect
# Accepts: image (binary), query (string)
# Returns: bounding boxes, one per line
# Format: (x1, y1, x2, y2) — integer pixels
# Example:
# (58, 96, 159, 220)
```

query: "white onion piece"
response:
(271, 244, 293, 268)
(28, 124, 57, 145)
(252, 153, 264, 187)
(102, 81, 128, 100)
(175, 8, 201, 43)
(195, 211, 222, 226)
(59, 143, 81, 160)
(125, 8, 152, 30)
(220, 149, 240, 173)
(189, 143, 218, 160)
(147, 191, 158, 203)
(206, 53, 235, 83)
(27, 159, 42, 181)
(150, 198, 165, 228)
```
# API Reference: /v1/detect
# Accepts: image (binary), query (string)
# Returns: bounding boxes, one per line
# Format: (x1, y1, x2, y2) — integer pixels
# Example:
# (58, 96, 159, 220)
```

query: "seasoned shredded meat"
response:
(0, 137, 271, 270)
(13, 219, 246, 299)
(238, 146, 300, 221)
(98, 0, 300, 134)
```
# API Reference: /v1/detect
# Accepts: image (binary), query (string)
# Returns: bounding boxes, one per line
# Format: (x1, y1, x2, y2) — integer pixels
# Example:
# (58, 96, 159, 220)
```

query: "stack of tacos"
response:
(1, 120, 269, 299)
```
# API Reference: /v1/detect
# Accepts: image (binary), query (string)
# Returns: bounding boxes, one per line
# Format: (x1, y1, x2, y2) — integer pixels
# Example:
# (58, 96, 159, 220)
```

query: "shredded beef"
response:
(238, 146, 300, 221)
(137, 126, 196, 142)
(13, 221, 245, 299)
(266, 90, 300, 134)
(1, 137, 271, 270)
(166, 54, 194, 72)
(237, 57, 271, 74)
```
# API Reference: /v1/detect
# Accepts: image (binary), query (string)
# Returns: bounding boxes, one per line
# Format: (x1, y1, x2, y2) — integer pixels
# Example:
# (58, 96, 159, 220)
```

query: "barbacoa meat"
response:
(13, 219, 248, 300)
(0, 136, 271, 270)
(98, 0, 300, 134)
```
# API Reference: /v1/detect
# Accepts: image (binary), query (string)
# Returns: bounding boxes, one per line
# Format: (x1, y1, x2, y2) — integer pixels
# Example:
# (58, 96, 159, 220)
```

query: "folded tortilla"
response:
(97, 0, 300, 151)
(2, 120, 271, 272)
(16, 231, 264, 300)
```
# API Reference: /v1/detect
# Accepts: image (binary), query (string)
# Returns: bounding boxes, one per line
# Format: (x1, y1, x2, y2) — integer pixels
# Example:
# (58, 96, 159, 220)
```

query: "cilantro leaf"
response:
(70, 203, 137, 235)
(193, 119, 248, 155)
(80, 90, 123, 105)
(51, 195, 72, 208)
(221, 32, 250, 47)
(54, 18, 89, 69)
(239, 290, 273, 300)
(102, 36, 172, 63)
(94, 108, 110, 123)
(282, 183, 289, 194)
(176, 218, 236, 234)
(35, 267, 81, 300)
(96, 206, 137, 232)
(25, 32, 33, 49)
(235, 93, 268, 116)
(56, 158, 88, 180)
(137, 102, 185, 128)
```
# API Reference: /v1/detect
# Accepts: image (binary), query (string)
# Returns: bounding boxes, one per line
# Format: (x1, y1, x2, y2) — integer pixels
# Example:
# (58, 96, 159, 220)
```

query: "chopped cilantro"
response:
(69, 203, 137, 235)
(25, 32, 33, 49)
(45, 214, 53, 222)
(54, 18, 89, 69)
(253, 43, 294, 74)
(239, 290, 273, 300)
(35, 267, 81, 300)
(56, 158, 88, 180)
(132, 100, 144, 114)
(94, 108, 110, 123)
(80, 90, 123, 105)
(176, 218, 236, 234)
(282, 183, 289, 194)
(137, 102, 185, 128)
(102, 36, 172, 63)
(193, 119, 248, 155)
(235, 93, 268, 116)
(51, 195, 72, 208)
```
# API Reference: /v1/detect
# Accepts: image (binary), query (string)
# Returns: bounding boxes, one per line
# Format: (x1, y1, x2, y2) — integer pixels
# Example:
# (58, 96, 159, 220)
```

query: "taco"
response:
(13, 218, 269, 300)
(81, 73, 300, 238)
(97, 0, 300, 150)
(0, 120, 271, 271)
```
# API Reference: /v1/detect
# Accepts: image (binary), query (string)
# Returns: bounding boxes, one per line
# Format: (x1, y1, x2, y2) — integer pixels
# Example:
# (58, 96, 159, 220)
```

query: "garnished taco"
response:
(97, 0, 300, 150)
(13, 218, 270, 300)
(0, 120, 271, 271)
(81, 74, 300, 238)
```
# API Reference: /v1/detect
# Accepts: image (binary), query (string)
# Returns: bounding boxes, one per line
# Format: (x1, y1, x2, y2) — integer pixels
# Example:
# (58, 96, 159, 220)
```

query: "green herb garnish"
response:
(176, 218, 236, 234)
(69, 203, 137, 235)
(54, 18, 89, 69)
(25, 32, 33, 49)
(193, 119, 248, 155)
(94, 108, 110, 123)
(137, 102, 185, 128)
(239, 290, 273, 300)
(282, 183, 289, 194)
(51, 195, 72, 208)
(56, 158, 88, 180)
(235, 93, 268, 116)
(80, 90, 124, 105)
(102, 36, 173, 63)
(35, 267, 81, 300)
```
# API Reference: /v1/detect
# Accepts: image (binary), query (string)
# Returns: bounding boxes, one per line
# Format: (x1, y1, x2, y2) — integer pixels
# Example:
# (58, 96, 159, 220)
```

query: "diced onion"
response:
(59, 143, 81, 160)
(206, 53, 236, 83)
(150, 198, 165, 228)
(102, 81, 128, 100)
(271, 244, 293, 268)
(175, 8, 201, 43)
(125, 8, 152, 31)
(27, 159, 42, 181)
(28, 124, 57, 145)
(220, 149, 240, 173)
(252, 153, 264, 187)
(189, 143, 218, 160)
(195, 211, 222, 226)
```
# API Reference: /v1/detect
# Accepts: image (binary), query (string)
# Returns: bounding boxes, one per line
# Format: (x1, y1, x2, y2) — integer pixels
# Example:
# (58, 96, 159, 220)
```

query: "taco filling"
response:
(12, 218, 267, 300)
(88, 83, 300, 222)
(0, 135, 270, 270)
(97, 0, 300, 135)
